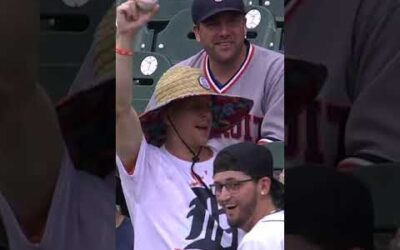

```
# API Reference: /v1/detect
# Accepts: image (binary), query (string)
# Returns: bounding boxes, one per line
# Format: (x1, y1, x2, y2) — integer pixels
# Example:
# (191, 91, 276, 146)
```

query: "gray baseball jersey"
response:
(146, 42, 284, 148)
(285, 0, 400, 165)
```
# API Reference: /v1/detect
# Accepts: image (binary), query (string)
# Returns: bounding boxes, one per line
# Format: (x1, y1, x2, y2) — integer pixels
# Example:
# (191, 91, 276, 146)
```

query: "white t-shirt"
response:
(238, 210, 284, 250)
(116, 139, 242, 250)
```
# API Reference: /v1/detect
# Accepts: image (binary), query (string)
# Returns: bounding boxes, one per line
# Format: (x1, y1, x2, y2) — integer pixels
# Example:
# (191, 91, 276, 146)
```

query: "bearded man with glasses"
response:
(211, 142, 284, 250)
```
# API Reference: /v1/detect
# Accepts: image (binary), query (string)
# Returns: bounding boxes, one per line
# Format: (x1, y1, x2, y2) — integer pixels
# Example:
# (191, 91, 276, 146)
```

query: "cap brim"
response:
(56, 79, 115, 178)
(285, 57, 327, 116)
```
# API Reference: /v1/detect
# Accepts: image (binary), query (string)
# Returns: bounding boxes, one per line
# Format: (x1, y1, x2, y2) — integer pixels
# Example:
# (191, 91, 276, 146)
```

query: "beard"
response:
(226, 189, 258, 230)
(207, 40, 245, 65)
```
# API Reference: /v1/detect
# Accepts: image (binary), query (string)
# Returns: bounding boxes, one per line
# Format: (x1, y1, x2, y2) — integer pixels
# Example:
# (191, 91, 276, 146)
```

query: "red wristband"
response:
(115, 47, 133, 56)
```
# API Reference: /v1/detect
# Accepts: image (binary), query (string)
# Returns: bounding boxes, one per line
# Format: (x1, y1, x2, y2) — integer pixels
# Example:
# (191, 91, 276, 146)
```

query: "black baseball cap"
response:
(192, 0, 246, 24)
(213, 142, 274, 179)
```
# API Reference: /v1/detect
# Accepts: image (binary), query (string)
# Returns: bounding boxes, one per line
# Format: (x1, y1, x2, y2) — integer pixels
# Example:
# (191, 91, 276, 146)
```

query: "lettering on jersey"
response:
(183, 187, 238, 250)
(286, 100, 350, 166)
(214, 114, 263, 143)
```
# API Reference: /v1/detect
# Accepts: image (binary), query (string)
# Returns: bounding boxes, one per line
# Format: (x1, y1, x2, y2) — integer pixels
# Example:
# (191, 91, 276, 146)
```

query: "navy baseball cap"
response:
(192, 0, 246, 24)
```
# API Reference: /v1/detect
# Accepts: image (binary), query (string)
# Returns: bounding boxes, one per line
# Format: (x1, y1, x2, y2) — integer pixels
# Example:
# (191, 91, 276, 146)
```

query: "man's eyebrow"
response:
(214, 177, 239, 183)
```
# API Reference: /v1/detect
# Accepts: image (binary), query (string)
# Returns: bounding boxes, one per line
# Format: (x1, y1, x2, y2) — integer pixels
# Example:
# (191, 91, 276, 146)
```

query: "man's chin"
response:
(226, 214, 242, 228)
(213, 54, 236, 64)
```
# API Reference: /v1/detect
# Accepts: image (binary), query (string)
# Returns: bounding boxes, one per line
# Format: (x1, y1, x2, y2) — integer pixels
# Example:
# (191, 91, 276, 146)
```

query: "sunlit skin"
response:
(163, 96, 214, 161)
(193, 11, 247, 71)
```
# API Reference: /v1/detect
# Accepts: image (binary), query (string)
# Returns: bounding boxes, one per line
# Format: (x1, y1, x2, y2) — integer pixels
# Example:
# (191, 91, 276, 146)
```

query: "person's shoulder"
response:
(259, 211, 284, 227)
(239, 212, 284, 249)
(175, 50, 205, 68)
(251, 44, 283, 71)
(262, 210, 285, 221)
(253, 44, 283, 59)
(250, 211, 284, 237)
(239, 229, 273, 250)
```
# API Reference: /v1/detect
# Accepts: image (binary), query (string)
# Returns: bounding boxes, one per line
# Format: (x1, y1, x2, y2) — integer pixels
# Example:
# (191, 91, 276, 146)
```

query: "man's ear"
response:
(258, 177, 271, 196)
(193, 25, 201, 43)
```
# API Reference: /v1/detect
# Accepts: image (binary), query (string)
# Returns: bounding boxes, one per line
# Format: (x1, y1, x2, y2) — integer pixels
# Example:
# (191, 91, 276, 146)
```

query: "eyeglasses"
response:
(210, 179, 253, 196)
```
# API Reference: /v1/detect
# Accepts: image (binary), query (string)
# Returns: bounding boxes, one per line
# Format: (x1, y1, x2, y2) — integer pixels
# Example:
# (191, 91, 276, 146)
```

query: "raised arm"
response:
(116, 0, 159, 173)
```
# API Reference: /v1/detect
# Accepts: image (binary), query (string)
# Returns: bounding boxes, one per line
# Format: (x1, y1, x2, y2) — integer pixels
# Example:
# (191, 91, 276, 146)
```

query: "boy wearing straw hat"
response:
(116, 1, 253, 249)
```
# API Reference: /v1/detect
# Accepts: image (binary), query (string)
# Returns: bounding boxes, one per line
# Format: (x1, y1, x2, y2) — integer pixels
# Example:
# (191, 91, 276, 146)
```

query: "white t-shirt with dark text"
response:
(116, 139, 242, 250)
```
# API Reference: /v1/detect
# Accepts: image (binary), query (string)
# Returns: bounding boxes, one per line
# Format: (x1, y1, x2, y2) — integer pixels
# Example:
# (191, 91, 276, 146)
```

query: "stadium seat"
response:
(132, 51, 172, 113)
(350, 163, 400, 231)
(40, 0, 112, 64)
(275, 27, 284, 51)
(40, 1, 113, 101)
(133, 27, 155, 52)
(260, 0, 284, 23)
(245, 6, 277, 49)
(153, 0, 193, 22)
(154, 9, 202, 64)
(243, 0, 261, 6)
(265, 141, 284, 170)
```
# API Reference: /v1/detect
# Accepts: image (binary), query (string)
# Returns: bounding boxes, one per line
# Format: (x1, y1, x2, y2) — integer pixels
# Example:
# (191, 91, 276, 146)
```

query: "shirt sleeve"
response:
(260, 55, 284, 143)
(345, 0, 400, 162)
(116, 138, 152, 197)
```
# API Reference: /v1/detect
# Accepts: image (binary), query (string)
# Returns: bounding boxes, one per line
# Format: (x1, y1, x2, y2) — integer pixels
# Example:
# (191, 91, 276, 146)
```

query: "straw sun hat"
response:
(139, 66, 254, 146)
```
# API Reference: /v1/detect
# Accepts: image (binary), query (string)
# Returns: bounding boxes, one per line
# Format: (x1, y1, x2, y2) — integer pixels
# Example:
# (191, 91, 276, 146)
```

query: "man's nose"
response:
(218, 23, 230, 37)
(218, 186, 232, 201)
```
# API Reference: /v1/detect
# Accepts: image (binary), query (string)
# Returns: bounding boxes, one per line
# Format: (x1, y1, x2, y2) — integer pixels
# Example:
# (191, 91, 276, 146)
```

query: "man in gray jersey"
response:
(147, 0, 284, 149)
(285, 0, 400, 166)
(0, 2, 114, 249)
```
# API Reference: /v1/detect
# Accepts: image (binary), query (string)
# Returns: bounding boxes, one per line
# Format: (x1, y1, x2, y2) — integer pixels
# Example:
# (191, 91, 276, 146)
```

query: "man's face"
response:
(193, 11, 246, 64)
(166, 96, 213, 148)
(213, 170, 259, 231)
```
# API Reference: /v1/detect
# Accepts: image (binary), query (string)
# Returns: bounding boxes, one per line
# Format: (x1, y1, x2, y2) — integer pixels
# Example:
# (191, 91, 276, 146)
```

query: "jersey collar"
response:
(203, 43, 255, 94)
